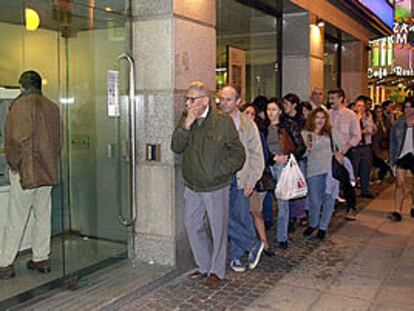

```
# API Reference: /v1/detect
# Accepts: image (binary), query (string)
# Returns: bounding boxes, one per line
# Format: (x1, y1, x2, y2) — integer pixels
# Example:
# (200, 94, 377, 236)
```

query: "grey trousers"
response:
(0, 171, 52, 267)
(183, 186, 230, 280)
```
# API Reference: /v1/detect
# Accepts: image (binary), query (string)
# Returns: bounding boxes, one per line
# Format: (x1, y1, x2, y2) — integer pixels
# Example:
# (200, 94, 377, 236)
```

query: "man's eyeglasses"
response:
(185, 95, 207, 103)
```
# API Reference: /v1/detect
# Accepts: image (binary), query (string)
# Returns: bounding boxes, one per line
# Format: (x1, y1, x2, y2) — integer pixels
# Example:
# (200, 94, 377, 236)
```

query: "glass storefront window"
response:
(216, 0, 279, 103)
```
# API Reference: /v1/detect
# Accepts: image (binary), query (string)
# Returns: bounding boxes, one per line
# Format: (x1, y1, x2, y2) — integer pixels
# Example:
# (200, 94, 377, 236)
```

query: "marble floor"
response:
(0, 235, 126, 304)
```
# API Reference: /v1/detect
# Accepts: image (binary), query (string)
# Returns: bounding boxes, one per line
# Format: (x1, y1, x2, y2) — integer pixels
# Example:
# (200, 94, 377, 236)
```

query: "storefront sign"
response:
(368, 66, 414, 79)
(393, 18, 414, 49)
(107, 70, 120, 117)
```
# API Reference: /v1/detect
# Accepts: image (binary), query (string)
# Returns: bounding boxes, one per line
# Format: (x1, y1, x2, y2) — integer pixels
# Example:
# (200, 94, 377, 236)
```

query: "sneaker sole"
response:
(248, 242, 264, 270)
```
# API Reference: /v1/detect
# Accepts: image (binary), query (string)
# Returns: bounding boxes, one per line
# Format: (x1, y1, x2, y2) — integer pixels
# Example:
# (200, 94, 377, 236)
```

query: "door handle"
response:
(117, 53, 137, 227)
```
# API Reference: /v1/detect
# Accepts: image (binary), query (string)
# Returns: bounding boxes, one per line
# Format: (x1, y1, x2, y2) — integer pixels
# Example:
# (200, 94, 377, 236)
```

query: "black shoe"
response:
(263, 248, 275, 257)
(264, 221, 273, 230)
(303, 227, 316, 238)
(388, 212, 402, 222)
(278, 241, 288, 249)
(0, 265, 15, 280)
(360, 193, 375, 199)
(316, 229, 326, 240)
(410, 208, 414, 218)
(288, 221, 295, 233)
(27, 260, 51, 274)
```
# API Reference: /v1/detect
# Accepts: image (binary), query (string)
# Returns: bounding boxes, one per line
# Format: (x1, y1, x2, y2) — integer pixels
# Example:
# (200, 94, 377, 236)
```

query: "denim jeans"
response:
(228, 176, 261, 261)
(307, 174, 335, 231)
(262, 191, 274, 225)
(271, 163, 290, 243)
(289, 159, 307, 219)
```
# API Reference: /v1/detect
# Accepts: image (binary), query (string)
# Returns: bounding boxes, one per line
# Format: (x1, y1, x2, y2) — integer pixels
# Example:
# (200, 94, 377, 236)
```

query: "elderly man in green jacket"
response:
(171, 81, 245, 288)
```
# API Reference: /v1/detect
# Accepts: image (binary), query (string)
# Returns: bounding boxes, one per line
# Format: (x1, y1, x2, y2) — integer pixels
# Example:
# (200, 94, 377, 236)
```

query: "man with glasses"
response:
(171, 81, 245, 288)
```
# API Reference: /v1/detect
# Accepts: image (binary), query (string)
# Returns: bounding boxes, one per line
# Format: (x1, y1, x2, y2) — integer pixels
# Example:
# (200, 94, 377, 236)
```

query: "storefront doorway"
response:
(0, 0, 136, 307)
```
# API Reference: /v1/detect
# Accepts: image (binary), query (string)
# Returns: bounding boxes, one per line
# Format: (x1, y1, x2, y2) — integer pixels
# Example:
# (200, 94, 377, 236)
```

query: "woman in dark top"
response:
(267, 99, 306, 249)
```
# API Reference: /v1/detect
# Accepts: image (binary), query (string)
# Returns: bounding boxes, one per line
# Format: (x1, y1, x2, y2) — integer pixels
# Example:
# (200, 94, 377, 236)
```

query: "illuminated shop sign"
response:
(358, 0, 394, 29)
(368, 66, 414, 79)
(393, 18, 414, 49)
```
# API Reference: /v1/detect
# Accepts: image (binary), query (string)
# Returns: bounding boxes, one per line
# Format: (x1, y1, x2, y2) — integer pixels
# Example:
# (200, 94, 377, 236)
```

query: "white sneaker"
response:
(337, 196, 346, 203)
(230, 259, 246, 273)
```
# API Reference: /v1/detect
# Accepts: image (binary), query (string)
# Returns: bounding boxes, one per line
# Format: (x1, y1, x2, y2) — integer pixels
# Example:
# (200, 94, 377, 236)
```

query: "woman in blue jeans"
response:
(301, 107, 343, 240)
(266, 99, 305, 249)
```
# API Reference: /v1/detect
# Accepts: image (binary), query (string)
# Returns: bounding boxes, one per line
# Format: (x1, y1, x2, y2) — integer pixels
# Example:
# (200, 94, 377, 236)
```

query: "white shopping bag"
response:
(275, 154, 308, 200)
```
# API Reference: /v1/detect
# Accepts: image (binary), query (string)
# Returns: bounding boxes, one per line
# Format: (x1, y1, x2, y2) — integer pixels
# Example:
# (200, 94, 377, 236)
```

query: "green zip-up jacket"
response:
(171, 106, 246, 192)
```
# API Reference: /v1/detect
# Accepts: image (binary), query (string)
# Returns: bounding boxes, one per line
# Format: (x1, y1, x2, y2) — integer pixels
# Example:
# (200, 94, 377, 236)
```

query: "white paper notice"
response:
(107, 70, 120, 117)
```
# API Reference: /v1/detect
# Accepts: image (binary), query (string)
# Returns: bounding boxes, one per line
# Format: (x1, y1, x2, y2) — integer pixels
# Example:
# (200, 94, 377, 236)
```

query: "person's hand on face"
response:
(184, 94, 207, 129)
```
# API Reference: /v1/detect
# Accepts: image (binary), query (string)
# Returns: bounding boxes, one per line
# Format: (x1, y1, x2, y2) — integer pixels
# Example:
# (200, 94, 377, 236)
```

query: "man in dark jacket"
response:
(171, 81, 245, 288)
(0, 71, 61, 279)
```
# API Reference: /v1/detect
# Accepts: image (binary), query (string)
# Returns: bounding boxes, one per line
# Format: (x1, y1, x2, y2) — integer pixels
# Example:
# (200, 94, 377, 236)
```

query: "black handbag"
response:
(255, 166, 276, 192)
(329, 135, 356, 210)
(329, 135, 350, 184)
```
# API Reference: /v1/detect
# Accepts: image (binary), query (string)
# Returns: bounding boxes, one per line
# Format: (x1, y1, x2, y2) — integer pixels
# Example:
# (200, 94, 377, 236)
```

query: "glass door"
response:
(58, 0, 133, 276)
(0, 0, 134, 307)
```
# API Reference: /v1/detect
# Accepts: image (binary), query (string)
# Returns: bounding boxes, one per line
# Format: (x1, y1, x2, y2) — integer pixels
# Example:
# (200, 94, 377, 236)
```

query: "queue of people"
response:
(171, 81, 414, 289)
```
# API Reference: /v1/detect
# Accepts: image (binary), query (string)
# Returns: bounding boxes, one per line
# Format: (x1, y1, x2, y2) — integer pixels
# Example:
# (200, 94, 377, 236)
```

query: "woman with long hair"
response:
(267, 99, 306, 249)
(301, 107, 343, 239)
(241, 104, 274, 256)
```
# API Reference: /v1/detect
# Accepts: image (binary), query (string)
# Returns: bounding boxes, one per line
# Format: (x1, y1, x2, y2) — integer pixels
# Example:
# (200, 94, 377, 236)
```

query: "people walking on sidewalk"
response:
(171, 81, 245, 288)
(301, 108, 344, 240)
(218, 86, 265, 273)
(388, 97, 414, 222)
(266, 99, 306, 249)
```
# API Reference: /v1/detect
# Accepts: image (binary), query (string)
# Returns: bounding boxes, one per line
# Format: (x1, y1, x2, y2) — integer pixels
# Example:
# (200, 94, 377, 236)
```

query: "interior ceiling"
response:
(0, 0, 128, 32)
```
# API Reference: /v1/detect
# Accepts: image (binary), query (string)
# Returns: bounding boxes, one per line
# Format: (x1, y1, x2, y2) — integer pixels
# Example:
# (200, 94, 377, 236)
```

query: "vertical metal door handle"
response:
(117, 53, 137, 227)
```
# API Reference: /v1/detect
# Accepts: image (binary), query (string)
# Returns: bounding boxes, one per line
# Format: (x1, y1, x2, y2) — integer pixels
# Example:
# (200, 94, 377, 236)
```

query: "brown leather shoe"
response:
(188, 270, 207, 280)
(27, 260, 51, 274)
(206, 274, 221, 289)
(0, 265, 15, 280)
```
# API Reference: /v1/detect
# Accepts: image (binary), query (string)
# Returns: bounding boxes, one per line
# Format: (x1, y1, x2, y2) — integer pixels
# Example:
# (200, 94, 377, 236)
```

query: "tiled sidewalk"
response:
(247, 185, 414, 311)
(102, 183, 404, 311)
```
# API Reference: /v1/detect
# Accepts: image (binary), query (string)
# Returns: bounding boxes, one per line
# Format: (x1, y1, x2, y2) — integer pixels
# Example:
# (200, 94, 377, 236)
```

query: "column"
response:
(130, 0, 216, 269)
(282, 12, 324, 100)
(341, 41, 368, 101)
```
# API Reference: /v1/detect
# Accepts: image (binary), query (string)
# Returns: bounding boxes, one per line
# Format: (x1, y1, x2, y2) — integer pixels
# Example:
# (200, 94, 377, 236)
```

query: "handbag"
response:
(329, 134, 350, 184)
(255, 166, 276, 192)
(279, 127, 296, 155)
(275, 154, 307, 200)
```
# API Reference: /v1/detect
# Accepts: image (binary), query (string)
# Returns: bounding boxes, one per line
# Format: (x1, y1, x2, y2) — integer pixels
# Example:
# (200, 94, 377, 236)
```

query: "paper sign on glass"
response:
(107, 70, 120, 117)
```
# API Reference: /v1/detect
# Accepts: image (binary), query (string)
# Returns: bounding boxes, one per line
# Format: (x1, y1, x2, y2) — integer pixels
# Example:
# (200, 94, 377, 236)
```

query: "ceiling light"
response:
(104, 7, 113, 12)
(25, 8, 40, 31)
(317, 20, 325, 27)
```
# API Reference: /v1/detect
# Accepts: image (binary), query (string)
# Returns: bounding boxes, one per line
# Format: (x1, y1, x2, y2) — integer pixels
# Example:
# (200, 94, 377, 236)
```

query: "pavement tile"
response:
(246, 284, 320, 311)
(311, 294, 371, 311)
(326, 274, 383, 301)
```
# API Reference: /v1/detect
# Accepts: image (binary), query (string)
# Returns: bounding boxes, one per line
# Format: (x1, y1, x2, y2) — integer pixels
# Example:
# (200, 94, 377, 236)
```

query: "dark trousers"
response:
(351, 145, 373, 196)
(372, 153, 391, 180)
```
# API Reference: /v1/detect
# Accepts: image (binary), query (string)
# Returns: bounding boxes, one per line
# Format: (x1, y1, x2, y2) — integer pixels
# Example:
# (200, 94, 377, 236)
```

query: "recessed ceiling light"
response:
(105, 7, 113, 12)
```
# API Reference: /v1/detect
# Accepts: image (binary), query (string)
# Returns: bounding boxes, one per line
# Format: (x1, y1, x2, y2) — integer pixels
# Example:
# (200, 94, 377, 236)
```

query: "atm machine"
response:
(0, 87, 33, 251)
